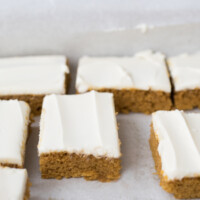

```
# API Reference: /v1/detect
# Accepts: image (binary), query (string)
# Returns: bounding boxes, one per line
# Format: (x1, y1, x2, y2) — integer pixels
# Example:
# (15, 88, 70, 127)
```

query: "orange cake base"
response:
(0, 74, 69, 116)
(40, 152, 121, 182)
(78, 88, 172, 114)
(149, 125, 200, 199)
(174, 89, 200, 110)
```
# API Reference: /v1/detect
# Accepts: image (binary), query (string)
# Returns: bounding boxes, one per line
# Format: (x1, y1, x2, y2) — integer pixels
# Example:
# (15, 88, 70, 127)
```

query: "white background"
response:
(1, 0, 200, 32)
(0, 0, 200, 60)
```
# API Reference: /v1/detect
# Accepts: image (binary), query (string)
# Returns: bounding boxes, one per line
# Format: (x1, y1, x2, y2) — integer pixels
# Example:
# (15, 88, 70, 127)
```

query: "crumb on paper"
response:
(135, 23, 154, 33)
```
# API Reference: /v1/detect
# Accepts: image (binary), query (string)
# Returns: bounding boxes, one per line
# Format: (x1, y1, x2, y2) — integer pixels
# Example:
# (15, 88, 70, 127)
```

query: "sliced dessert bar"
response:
(0, 100, 30, 168)
(38, 91, 121, 182)
(76, 50, 172, 114)
(0, 55, 69, 115)
(150, 110, 200, 199)
(168, 52, 200, 110)
(0, 167, 30, 200)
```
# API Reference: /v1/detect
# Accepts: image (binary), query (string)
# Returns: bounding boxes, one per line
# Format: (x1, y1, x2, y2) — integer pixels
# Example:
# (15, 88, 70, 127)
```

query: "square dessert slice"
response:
(38, 91, 121, 182)
(168, 52, 200, 110)
(76, 50, 172, 114)
(0, 100, 30, 168)
(0, 55, 69, 115)
(0, 167, 30, 200)
(150, 110, 200, 199)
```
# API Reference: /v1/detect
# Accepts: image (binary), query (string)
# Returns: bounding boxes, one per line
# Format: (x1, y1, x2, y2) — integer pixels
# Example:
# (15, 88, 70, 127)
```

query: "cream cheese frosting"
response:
(38, 91, 120, 158)
(0, 167, 28, 200)
(0, 100, 30, 166)
(0, 55, 69, 95)
(168, 52, 200, 91)
(152, 110, 200, 180)
(76, 50, 171, 93)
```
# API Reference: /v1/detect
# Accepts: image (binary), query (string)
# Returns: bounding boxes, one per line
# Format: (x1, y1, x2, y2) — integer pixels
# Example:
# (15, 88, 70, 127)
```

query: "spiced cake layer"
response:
(0, 55, 69, 115)
(150, 110, 200, 199)
(168, 52, 200, 110)
(0, 167, 30, 200)
(76, 50, 172, 114)
(0, 100, 30, 168)
(38, 91, 121, 182)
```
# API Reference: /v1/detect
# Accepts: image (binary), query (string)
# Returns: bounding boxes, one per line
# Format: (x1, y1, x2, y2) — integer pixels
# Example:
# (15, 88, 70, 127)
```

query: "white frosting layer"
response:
(168, 52, 200, 91)
(0, 55, 69, 95)
(0, 167, 28, 200)
(76, 50, 171, 93)
(38, 91, 120, 158)
(152, 110, 200, 180)
(0, 100, 30, 166)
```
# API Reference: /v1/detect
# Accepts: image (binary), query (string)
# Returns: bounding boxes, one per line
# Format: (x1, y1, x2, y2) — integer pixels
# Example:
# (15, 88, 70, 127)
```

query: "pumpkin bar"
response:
(0, 167, 30, 200)
(0, 100, 30, 168)
(168, 52, 200, 110)
(76, 50, 172, 114)
(150, 110, 200, 199)
(0, 55, 69, 115)
(38, 91, 121, 182)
